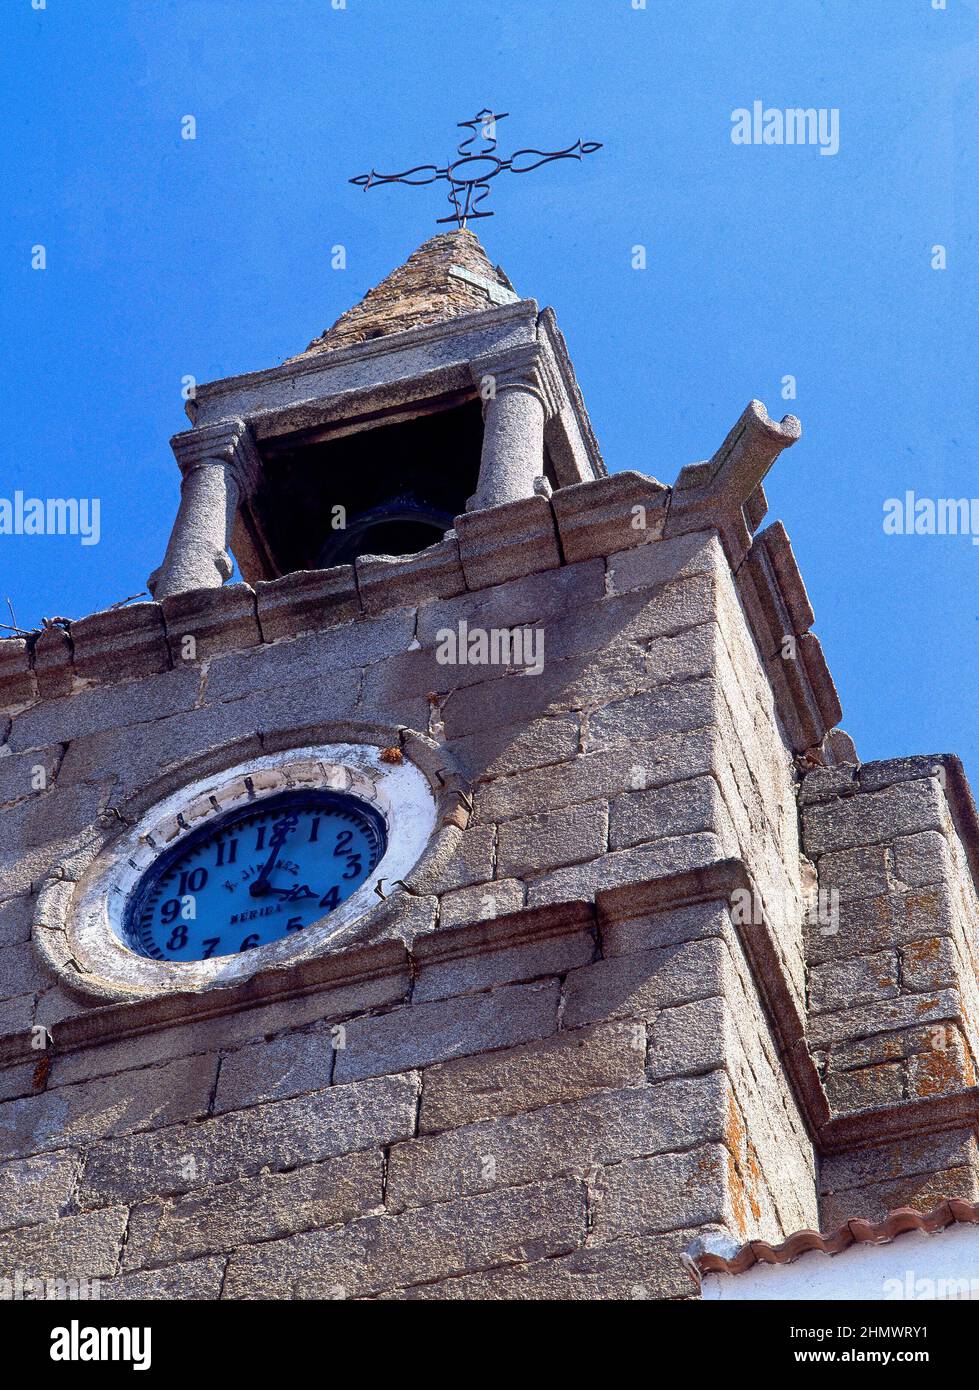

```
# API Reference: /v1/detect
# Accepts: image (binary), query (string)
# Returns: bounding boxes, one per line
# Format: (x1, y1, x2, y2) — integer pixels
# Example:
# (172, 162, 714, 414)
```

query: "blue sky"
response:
(3, 0, 977, 780)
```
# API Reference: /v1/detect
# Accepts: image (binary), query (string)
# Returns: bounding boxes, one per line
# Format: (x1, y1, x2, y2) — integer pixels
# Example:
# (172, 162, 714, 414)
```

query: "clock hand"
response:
(266, 884, 318, 902)
(249, 814, 299, 898)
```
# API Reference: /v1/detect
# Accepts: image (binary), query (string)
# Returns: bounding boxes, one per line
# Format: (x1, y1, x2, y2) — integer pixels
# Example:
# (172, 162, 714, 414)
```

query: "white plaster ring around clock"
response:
(64, 744, 437, 996)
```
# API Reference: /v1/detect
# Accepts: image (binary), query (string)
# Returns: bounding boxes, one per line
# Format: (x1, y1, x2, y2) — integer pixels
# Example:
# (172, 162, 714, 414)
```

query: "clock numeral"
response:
(160, 898, 182, 925)
(239, 933, 261, 952)
(178, 867, 208, 895)
(270, 814, 298, 848)
(320, 885, 341, 911)
(201, 937, 221, 958)
(286, 916, 304, 932)
(342, 854, 362, 880)
(166, 923, 189, 952)
(215, 838, 238, 867)
(255, 826, 266, 852)
(308, 817, 320, 843)
(334, 830, 353, 856)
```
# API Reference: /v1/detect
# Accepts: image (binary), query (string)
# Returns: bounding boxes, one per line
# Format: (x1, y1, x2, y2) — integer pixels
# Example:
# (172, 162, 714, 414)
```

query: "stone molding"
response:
(820, 1088, 979, 1157)
(738, 520, 844, 757)
(184, 299, 605, 482)
(550, 470, 668, 564)
(537, 308, 605, 486)
(7, 848, 977, 1170)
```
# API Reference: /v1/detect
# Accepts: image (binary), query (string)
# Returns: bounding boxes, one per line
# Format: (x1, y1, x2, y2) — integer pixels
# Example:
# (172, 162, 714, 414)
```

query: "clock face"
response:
(124, 790, 387, 961)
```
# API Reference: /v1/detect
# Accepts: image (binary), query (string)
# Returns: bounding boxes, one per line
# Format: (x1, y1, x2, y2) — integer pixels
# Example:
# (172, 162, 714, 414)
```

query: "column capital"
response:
(469, 343, 561, 420)
(169, 418, 263, 497)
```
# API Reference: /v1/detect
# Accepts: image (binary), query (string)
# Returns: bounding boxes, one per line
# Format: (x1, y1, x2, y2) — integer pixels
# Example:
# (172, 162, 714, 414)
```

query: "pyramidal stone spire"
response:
(289, 228, 519, 360)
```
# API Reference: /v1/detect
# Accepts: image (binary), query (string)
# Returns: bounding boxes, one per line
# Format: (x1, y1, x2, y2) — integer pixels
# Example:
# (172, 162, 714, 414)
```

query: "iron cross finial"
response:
(350, 110, 602, 229)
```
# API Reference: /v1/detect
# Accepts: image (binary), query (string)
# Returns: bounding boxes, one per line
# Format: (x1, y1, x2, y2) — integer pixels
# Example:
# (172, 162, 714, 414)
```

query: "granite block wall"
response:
(800, 756, 979, 1228)
(5, 482, 974, 1297)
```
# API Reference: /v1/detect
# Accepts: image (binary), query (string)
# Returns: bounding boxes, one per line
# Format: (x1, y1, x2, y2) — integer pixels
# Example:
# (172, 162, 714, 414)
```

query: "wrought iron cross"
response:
(350, 109, 602, 229)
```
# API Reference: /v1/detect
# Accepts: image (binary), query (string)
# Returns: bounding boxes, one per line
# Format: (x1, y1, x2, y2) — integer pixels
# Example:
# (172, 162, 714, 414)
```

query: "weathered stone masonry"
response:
(1, 232, 978, 1299)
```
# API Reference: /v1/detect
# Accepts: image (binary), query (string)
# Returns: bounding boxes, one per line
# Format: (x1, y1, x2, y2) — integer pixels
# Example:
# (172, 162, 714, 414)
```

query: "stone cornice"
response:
(0, 861, 813, 1120)
(820, 1087, 979, 1156)
(186, 299, 540, 422)
(537, 308, 606, 480)
(0, 469, 840, 772)
(181, 300, 605, 499)
(2, 895, 595, 1073)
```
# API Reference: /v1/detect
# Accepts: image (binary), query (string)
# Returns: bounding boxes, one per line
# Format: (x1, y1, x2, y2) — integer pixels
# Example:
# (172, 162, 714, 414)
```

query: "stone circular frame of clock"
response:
(57, 743, 437, 996)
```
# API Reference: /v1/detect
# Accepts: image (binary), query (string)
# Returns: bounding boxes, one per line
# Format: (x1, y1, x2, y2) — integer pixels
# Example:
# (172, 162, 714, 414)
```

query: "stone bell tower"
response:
(149, 231, 602, 601)
(1, 229, 978, 1302)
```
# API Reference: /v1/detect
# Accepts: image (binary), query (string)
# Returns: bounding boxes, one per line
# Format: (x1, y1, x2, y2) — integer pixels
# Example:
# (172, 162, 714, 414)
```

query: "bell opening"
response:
(253, 397, 484, 575)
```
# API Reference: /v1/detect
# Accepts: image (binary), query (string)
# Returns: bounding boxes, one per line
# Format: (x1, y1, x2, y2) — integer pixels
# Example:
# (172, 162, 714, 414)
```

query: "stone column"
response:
(149, 420, 260, 599)
(469, 345, 558, 510)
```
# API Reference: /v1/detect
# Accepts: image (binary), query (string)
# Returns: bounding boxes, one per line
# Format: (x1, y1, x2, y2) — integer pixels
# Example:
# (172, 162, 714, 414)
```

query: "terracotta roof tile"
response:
(691, 1198, 979, 1277)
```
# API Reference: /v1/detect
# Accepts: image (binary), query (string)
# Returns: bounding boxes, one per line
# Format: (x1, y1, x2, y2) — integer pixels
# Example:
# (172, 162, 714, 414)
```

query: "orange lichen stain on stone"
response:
(865, 1033, 909, 1064)
(882, 1170, 967, 1217)
(866, 894, 890, 929)
(907, 937, 942, 964)
(723, 1092, 757, 1235)
(725, 1147, 748, 1236)
(379, 747, 404, 764)
(726, 1091, 746, 1158)
(904, 940, 947, 985)
(913, 995, 942, 1016)
(894, 1137, 948, 1178)
(31, 1054, 52, 1091)
(912, 1040, 969, 1097)
(903, 888, 943, 926)
(911, 1053, 957, 1097)
(745, 1146, 763, 1222)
